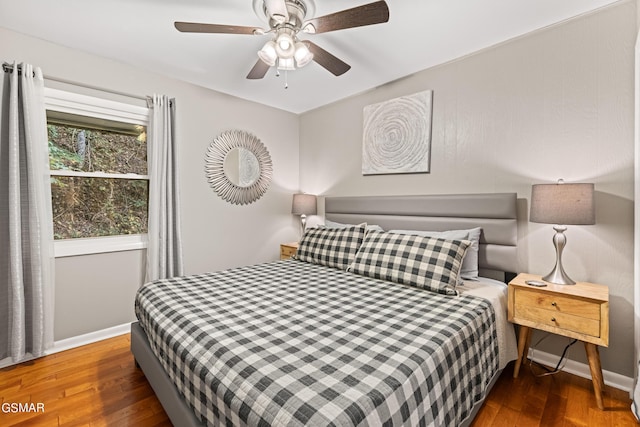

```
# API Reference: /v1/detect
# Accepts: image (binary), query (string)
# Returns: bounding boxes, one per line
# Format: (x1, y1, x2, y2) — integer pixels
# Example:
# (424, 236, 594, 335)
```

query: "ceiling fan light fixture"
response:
(275, 32, 295, 58)
(277, 57, 295, 71)
(294, 41, 313, 67)
(258, 40, 278, 66)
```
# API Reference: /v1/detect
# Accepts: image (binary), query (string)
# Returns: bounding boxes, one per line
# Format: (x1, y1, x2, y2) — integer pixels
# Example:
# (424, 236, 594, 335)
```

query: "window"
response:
(44, 88, 150, 257)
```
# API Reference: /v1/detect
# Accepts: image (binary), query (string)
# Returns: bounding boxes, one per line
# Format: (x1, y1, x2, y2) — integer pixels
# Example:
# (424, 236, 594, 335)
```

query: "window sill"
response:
(54, 234, 147, 258)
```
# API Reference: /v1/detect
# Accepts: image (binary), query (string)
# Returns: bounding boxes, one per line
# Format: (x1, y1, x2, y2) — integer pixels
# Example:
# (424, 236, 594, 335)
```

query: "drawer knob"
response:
(551, 317, 556, 322)
(551, 302, 557, 307)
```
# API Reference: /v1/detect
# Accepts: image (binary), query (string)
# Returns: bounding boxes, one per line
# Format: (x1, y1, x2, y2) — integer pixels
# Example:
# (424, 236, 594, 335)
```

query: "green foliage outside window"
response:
(48, 122, 148, 240)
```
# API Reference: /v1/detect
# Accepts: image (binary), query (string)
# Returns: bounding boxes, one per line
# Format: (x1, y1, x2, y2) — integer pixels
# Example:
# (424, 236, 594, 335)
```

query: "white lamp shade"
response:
(530, 183, 595, 225)
(257, 41, 277, 66)
(294, 42, 314, 68)
(292, 193, 317, 216)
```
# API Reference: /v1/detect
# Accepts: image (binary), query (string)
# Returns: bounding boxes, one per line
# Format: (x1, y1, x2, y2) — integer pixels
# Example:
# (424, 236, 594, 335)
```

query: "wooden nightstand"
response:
(280, 242, 298, 260)
(508, 273, 609, 409)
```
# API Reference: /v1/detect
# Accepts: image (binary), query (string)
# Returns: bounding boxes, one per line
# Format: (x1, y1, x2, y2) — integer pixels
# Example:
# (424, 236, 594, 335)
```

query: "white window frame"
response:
(44, 88, 150, 257)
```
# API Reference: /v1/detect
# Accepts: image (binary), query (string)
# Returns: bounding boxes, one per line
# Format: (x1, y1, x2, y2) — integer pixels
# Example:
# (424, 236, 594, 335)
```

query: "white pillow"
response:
(389, 227, 482, 280)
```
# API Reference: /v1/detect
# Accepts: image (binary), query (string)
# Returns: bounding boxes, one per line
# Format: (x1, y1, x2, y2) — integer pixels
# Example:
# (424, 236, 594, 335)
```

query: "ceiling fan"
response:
(174, 0, 390, 80)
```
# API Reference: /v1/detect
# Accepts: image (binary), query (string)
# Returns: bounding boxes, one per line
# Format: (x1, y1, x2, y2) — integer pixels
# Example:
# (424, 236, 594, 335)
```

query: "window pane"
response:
(51, 176, 148, 239)
(47, 111, 147, 175)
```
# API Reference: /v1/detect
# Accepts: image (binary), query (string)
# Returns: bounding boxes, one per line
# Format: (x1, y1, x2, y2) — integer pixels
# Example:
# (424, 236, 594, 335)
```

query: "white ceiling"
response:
(0, 0, 622, 114)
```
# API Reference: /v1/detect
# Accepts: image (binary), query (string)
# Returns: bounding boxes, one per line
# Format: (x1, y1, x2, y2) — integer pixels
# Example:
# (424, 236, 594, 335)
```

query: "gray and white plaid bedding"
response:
(135, 259, 499, 427)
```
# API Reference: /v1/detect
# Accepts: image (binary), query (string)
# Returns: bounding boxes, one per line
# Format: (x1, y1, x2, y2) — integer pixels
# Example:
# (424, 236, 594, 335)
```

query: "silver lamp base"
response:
(299, 214, 307, 236)
(543, 225, 576, 285)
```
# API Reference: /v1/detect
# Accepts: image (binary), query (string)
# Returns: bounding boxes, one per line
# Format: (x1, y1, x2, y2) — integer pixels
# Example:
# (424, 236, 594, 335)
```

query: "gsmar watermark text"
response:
(2, 402, 45, 413)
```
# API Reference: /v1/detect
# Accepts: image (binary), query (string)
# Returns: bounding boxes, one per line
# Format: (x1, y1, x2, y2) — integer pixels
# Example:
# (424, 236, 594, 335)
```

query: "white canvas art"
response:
(362, 90, 433, 175)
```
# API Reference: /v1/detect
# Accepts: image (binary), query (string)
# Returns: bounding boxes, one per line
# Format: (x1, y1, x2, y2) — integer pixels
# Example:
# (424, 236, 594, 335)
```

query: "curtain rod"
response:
(3, 62, 149, 102)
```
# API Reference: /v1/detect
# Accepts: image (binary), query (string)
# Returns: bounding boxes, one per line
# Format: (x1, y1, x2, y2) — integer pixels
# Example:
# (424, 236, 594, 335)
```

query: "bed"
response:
(131, 193, 519, 427)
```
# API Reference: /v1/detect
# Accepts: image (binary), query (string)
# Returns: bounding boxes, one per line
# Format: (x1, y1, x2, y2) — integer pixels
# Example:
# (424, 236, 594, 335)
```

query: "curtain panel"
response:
(633, 30, 640, 422)
(0, 62, 55, 362)
(145, 94, 183, 282)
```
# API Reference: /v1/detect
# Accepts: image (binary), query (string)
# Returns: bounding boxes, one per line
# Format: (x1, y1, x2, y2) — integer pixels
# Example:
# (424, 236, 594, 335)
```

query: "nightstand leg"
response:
(584, 342, 604, 410)
(513, 326, 531, 378)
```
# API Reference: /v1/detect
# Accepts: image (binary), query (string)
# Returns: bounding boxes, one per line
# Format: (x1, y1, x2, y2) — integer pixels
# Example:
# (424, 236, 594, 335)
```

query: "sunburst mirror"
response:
(205, 130, 273, 205)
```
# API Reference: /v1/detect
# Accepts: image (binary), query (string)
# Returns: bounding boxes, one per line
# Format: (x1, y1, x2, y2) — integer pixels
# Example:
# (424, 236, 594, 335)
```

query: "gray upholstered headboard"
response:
(324, 193, 518, 274)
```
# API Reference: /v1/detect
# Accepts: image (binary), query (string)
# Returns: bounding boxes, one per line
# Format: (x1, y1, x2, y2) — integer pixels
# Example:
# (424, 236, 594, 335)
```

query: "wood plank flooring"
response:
(471, 361, 637, 427)
(0, 334, 171, 427)
(0, 334, 636, 426)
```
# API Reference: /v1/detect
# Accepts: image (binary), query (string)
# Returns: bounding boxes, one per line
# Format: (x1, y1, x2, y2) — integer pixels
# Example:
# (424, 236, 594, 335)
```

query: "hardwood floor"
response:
(0, 334, 171, 427)
(0, 334, 636, 426)
(471, 362, 637, 427)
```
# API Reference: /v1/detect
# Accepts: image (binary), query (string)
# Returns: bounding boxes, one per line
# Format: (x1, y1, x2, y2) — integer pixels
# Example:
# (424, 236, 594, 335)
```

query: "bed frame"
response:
(131, 192, 518, 427)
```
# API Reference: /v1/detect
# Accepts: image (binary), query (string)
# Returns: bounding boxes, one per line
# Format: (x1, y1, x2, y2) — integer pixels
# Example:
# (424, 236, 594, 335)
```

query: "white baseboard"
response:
(51, 322, 132, 353)
(528, 348, 634, 394)
(0, 322, 131, 369)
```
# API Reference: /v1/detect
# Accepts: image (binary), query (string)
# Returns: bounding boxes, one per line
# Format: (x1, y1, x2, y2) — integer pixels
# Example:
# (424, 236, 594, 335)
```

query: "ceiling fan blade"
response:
(175, 21, 262, 35)
(247, 59, 271, 79)
(306, 41, 351, 76)
(303, 0, 389, 34)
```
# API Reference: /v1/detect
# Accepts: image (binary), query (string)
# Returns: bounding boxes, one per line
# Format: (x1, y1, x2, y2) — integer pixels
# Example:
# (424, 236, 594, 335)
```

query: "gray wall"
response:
(0, 27, 301, 340)
(299, 1, 636, 377)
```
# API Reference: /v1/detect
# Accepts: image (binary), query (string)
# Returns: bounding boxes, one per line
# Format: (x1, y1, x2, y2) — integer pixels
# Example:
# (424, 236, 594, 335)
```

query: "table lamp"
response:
(530, 180, 595, 285)
(291, 193, 317, 233)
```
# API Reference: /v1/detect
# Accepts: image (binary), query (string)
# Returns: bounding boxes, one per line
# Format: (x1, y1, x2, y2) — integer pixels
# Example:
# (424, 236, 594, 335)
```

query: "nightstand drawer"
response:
(515, 288, 601, 320)
(513, 304, 601, 337)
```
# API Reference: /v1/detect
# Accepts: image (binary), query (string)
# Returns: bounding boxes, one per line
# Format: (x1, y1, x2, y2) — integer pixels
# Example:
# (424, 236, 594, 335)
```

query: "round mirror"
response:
(205, 130, 273, 205)
(223, 148, 261, 188)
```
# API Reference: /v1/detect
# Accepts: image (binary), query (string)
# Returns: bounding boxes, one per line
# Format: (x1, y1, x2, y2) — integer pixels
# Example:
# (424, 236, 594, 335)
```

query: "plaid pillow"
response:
(389, 227, 482, 281)
(294, 223, 367, 270)
(348, 230, 471, 295)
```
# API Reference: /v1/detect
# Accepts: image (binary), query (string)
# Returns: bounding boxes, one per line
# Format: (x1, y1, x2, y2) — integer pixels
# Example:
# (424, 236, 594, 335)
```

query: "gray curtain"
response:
(633, 29, 640, 422)
(0, 62, 55, 362)
(145, 94, 183, 282)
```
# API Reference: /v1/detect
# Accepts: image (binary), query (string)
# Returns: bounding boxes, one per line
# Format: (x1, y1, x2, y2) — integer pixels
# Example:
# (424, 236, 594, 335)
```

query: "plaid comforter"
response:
(135, 260, 499, 427)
